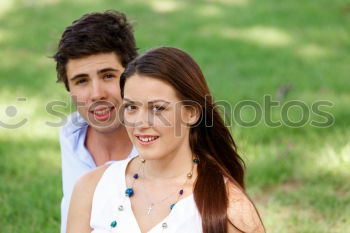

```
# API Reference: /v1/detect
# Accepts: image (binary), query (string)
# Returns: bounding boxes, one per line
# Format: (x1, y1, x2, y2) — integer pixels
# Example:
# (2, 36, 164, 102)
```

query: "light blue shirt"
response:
(59, 112, 138, 233)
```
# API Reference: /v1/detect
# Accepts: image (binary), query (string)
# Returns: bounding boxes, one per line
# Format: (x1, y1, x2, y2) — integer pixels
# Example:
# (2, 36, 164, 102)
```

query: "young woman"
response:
(67, 47, 265, 233)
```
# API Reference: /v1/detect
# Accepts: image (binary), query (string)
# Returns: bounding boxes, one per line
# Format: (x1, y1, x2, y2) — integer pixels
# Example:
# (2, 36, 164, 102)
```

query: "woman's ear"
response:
(185, 105, 201, 126)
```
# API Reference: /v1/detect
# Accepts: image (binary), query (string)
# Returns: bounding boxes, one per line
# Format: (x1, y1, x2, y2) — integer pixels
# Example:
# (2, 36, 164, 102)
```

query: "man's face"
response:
(66, 52, 125, 133)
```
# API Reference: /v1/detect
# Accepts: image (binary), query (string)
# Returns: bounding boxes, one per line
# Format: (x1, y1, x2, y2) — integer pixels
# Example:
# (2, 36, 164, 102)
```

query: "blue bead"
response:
(133, 173, 139, 179)
(170, 203, 175, 210)
(125, 188, 134, 197)
(110, 220, 117, 228)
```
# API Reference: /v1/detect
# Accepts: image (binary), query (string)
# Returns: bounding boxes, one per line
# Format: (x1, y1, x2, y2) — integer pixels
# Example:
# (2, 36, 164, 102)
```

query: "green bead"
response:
(110, 220, 117, 228)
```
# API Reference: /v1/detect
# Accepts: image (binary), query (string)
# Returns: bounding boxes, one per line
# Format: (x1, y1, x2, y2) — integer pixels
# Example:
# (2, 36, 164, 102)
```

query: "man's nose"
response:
(90, 80, 107, 101)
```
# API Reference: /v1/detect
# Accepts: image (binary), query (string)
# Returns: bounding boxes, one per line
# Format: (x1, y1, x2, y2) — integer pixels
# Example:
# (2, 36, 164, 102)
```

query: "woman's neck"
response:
(142, 148, 195, 182)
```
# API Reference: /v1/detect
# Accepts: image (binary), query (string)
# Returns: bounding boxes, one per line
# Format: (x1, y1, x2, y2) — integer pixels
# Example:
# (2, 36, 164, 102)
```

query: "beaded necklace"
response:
(140, 158, 197, 215)
(110, 157, 199, 231)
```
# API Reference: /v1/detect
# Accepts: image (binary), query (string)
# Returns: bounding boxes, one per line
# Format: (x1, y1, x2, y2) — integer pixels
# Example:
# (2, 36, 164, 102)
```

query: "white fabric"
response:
(90, 158, 203, 233)
(60, 112, 138, 233)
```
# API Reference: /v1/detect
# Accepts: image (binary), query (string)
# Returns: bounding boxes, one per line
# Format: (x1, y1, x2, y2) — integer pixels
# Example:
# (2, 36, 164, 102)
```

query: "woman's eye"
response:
(125, 104, 137, 111)
(152, 105, 165, 112)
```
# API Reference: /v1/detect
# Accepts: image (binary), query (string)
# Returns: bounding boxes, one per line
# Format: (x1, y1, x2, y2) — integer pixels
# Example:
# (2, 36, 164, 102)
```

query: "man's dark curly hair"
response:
(53, 10, 138, 91)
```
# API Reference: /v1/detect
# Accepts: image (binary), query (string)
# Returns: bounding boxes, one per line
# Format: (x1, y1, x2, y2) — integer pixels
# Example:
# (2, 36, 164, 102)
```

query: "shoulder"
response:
(72, 164, 111, 196)
(68, 165, 110, 217)
(67, 164, 111, 233)
(226, 181, 265, 233)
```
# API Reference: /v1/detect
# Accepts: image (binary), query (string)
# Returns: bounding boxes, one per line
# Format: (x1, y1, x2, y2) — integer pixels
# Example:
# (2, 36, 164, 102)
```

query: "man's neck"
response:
(85, 125, 133, 166)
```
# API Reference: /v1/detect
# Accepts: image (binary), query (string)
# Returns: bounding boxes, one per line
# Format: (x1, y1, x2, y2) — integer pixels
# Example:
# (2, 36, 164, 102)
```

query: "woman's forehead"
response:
(123, 74, 180, 102)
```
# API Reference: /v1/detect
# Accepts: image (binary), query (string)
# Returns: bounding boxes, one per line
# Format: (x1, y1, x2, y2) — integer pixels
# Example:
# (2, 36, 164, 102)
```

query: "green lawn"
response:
(0, 0, 349, 232)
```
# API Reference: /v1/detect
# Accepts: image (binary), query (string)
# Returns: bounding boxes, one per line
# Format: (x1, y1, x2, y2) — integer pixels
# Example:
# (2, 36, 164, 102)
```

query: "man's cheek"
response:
(71, 95, 89, 110)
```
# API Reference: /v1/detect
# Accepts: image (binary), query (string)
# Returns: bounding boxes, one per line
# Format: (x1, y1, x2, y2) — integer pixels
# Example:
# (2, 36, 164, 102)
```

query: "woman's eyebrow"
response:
(123, 97, 135, 103)
(148, 100, 170, 104)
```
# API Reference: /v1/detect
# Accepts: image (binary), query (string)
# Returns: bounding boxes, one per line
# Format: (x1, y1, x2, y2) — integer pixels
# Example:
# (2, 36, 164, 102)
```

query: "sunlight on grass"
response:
(0, 0, 14, 16)
(21, 0, 61, 7)
(197, 25, 294, 48)
(262, 203, 330, 233)
(12, 116, 61, 139)
(220, 26, 293, 47)
(0, 115, 60, 142)
(296, 43, 331, 59)
(148, 0, 185, 13)
(197, 4, 222, 17)
(205, 0, 250, 7)
(316, 143, 350, 175)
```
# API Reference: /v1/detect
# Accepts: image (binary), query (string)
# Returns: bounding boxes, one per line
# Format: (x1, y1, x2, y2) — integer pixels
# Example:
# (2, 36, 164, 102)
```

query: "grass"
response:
(0, 0, 349, 232)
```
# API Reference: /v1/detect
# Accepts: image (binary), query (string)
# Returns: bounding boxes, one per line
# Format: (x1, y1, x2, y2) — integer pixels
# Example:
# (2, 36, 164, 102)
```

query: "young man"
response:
(53, 10, 138, 233)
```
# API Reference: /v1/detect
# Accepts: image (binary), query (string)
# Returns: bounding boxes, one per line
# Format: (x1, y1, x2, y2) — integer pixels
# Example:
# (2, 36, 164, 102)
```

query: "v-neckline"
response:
(121, 158, 194, 233)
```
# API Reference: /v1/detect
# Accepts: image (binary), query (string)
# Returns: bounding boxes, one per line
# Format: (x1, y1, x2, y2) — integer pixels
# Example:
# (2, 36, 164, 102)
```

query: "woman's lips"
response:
(135, 135, 159, 145)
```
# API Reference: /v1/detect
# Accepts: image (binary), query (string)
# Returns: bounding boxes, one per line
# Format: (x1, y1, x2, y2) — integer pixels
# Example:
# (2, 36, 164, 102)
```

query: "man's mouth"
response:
(90, 106, 115, 121)
(94, 107, 113, 115)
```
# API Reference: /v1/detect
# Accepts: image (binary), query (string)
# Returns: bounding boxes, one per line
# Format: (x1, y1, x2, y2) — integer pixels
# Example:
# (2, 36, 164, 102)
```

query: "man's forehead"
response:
(66, 52, 123, 77)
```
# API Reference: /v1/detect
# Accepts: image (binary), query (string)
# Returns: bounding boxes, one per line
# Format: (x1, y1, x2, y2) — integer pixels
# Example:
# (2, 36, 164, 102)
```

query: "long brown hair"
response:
(120, 47, 245, 233)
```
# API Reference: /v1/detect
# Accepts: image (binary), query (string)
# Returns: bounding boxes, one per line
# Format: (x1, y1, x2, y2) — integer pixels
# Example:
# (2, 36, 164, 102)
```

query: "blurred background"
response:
(0, 0, 349, 232)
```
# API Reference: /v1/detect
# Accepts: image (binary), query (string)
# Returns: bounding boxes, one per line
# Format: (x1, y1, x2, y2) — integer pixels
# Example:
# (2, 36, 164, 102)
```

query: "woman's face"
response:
(122, 74, 197, 160)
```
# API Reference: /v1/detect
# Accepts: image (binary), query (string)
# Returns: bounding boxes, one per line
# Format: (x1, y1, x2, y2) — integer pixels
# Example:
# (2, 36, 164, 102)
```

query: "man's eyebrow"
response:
(69, 68, 120, 81)
(70, 73, 88, 81)
(97, 68, 120, 75)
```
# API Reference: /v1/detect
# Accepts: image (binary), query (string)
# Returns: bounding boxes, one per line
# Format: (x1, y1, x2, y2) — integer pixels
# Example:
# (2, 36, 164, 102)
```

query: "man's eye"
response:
(104, 73, 115, 79)
(75, 79, 87, 85)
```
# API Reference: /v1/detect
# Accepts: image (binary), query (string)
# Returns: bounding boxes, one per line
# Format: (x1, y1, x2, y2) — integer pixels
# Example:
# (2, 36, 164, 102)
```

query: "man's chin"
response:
(88, 121, 122, 134)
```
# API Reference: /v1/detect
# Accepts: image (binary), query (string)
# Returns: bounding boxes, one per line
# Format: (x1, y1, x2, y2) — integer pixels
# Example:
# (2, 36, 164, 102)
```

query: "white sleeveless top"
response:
(90, 158, 203, 233)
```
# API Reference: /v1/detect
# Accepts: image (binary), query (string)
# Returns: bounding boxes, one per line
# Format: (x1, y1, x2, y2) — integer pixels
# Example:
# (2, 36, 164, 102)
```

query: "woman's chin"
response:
(137, 153, 163, 161)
